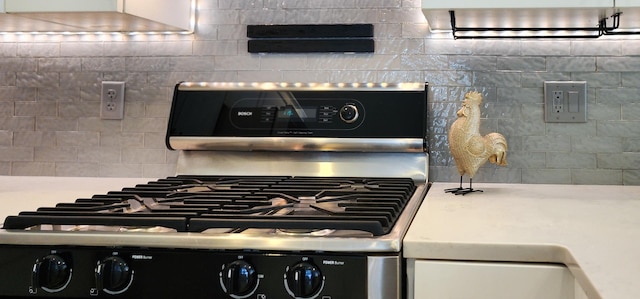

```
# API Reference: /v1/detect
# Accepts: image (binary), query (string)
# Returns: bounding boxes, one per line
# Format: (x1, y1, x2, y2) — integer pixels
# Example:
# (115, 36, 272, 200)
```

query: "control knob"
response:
(95, 256, 133, 295)
(284, 262, 325, 299)
(220, 260, 258, 298)
(31, 254, 72, 293)
(339, 104, 359, 123)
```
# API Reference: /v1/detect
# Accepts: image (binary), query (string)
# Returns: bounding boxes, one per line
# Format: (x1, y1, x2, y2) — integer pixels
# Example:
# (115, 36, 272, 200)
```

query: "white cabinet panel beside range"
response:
(409, 260, 588, 299)
(0, 0, 193, 32)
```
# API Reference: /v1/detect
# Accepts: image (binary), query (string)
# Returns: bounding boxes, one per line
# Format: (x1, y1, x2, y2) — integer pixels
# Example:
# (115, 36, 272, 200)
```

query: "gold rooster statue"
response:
(446, 91, 508, 195)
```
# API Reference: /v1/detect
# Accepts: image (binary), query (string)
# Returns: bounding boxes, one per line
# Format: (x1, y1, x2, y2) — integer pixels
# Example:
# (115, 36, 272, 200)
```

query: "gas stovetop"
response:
(3, 175, 417, 237)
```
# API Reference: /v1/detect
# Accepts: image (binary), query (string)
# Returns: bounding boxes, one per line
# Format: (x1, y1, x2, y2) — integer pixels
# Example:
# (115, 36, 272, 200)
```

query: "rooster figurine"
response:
(446, 91, 508, 195)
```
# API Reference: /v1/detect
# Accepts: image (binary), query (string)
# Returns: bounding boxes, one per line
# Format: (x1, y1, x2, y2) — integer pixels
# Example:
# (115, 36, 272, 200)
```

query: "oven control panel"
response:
(0, 245, 369, 299)
(229, 98, 365, 131)
(166, 84, 427, 139)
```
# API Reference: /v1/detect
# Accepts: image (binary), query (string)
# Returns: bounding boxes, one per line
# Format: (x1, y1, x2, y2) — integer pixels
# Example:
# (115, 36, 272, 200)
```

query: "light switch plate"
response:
(544, 81, 587, 123)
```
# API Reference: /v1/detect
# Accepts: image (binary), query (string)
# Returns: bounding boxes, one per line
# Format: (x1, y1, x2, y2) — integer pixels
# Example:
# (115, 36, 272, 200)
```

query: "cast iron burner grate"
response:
(2, 176, 416, 236)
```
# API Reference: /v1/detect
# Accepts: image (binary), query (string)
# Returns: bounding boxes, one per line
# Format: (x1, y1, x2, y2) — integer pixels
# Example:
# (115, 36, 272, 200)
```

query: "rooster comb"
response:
(463, 91, 483, 105)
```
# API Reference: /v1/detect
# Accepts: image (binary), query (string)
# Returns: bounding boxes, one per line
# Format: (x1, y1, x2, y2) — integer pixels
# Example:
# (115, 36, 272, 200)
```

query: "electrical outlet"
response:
(101, 81, 125, 120)
(544, 81, 587, 123)
(552, 91, 564, 113)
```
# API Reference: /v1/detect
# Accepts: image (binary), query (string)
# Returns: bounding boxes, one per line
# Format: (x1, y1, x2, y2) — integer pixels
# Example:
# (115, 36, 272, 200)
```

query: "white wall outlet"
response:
(544, 81, 587, 123)
(101, 81, 125, 120)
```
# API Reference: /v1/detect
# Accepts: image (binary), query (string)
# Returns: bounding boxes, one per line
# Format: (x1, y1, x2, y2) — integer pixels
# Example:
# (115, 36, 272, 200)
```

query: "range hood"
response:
(421, 0, 640, 38)
(0, 0, 193, 33)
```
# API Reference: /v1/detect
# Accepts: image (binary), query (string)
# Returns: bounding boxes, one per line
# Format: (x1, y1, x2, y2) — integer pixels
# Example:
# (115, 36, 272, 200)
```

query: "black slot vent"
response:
(247, 24, 374, 53)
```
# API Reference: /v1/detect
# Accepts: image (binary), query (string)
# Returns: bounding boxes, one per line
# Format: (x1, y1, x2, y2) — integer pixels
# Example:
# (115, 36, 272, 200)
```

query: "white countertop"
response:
(2, 177, 639, 299)
(404, 183, 640, 299)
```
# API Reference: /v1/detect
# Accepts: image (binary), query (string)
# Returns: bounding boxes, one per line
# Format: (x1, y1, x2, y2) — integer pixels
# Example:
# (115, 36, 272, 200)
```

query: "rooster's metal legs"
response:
(445, 177, 483, 195)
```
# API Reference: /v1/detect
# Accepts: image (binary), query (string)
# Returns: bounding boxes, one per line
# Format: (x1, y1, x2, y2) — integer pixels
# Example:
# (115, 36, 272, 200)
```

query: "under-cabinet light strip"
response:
(448, 11, 637, 39)
(0, 0, 196, 36)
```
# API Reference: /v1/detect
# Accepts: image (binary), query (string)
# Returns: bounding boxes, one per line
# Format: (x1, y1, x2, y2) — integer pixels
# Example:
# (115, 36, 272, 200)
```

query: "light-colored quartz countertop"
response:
(2, 177, 639, 299)
(404, 182, 640, 299)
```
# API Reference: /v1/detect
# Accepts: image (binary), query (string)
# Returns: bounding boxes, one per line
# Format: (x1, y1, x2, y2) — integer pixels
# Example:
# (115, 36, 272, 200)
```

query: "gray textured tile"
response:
(78, 147, 121, 163)
(0, 131, 11, 146)
(55, 162, 100, 177)
(15, 102, 56, 117)
(598, 153, 640, 170)
(547, 57, 596, 72)
(497, 57, 546, 71)
(0, 162, 10, 175)
(0, 147, 33, 162)
(521, 41, 570, 56)
(622, 104, 640, 120)
(0, 117, 35, 131)
(473, 72, 521, 87)
(572, 169, 622, 185)
(99, 163, 142, 177)
(572, 136, 623, 153)
(449, 56, 496, 71)
(60, 42, 103, 57)
(12, 162, 55, 176)
(623, 138, 640, 152)
(522, 169, 572, 184)
(38, 58, 82, 72)
(598, 57, 640, 72)
(34, 147, 78, 162)
(546, 152, 597, 169)
(523, 135, 571, 152)
(122, 149, 166, 164)
(624, 170, 640, 186)
(597, 121, 640, 137)
(622, 72, 640, 87)
(571, 41, 621, 56)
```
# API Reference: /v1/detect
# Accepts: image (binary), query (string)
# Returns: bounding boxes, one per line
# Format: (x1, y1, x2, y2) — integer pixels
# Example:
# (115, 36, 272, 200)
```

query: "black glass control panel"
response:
(228, 98, 365, 131)
(165, 83, 427, 148)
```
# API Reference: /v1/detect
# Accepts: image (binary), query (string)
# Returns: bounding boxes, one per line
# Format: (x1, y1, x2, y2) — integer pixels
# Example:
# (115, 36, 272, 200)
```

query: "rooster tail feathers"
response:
(486, 132, 508, 166)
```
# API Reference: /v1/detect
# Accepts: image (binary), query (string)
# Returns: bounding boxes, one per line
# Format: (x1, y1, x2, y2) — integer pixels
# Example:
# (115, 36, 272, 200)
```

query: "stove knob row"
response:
(284, 262, 325, 299)
(31, 254, 73, 294)
(95, 256, 134, 295)
(219, 260, 259, 299)
(31, 254, 134, 296)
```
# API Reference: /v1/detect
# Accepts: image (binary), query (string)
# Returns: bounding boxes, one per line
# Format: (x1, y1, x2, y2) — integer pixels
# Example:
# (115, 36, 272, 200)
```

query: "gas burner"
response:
(275, 228, 336, 237)
(3, 176, 416, 237)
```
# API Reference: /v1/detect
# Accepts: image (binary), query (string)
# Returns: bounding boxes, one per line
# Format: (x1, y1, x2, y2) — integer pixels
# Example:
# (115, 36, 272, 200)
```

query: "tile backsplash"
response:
(0, 0, 638, 185)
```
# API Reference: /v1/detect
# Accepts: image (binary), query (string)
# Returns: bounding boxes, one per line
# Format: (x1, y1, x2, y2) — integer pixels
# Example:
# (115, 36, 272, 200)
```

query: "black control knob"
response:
(339, 104, 359, 123)
(220, 260, 258, 298)
(284, 262, 324, 298)
(32, 254, 72, 293)
(96, 256, 133, 294)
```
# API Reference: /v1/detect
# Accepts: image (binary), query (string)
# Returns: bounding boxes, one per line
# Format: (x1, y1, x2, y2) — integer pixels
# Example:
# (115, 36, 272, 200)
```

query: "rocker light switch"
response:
(568, 91, 579, 113)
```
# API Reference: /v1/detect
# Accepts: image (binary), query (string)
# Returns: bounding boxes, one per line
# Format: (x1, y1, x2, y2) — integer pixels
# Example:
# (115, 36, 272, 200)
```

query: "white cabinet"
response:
(2, 0, 118, 12)
(0, 0, 193, 32)
(615, 0, 640, 7)
(410, 260, 588, 299)
(421, 0, 613, 9)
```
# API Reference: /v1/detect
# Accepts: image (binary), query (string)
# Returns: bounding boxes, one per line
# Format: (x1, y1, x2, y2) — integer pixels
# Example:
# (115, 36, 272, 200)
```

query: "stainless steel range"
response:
(0, 82, 429, 299)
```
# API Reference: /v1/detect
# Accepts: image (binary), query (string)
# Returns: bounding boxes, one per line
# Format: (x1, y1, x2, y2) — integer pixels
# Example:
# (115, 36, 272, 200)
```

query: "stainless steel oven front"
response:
(0, 82, 429, 299)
